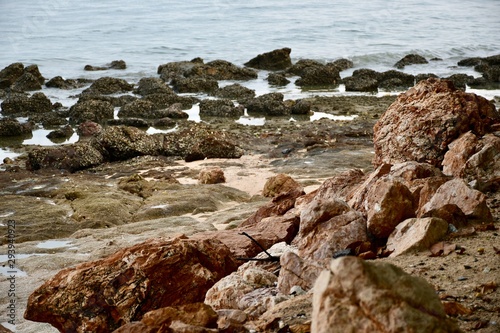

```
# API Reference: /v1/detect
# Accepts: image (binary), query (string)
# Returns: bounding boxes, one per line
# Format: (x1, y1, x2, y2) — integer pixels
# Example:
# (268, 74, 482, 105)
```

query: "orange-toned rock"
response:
(25, 236, 238, 333)
(262, 173, 303, 198)
(420, 178, 493, 223)
(312, 256, 462, 333)
(199, 166, 226, 184)
(365, 177, 415, 239)
(277, 251, 324, 294)
(373, 78, 499, 167)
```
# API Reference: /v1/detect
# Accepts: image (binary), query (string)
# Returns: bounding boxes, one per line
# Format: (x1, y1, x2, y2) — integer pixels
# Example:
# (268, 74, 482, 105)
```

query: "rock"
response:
(245, 92, 291, 116)
(267, 72, 290, 86)
(205, 266, 278, 311)
(186, 60, 258, 81)
(118, 174, 154, 198)
(213, 83, 256, 102)
(444, 73, 474, 90)
(365, 177, 415, 239)
(297, 209, 368, 263)
(1, 92, 53, 115)
(347, 163, 392, 211)
(443, 132, 500, 191)
(84, 60, 126, 71)
(242, 189, 304, 227)
(162, 123, 243, 161)
(386, 217, 449, 257)
(118, 99, 157, 118)
(77, 93, 137, 108)
(134, 77, 174, 96)
(45, 76, 88, 89)
(199, 99, 244, 118)
(172, 76, 219, 93)
(153, 117, 177, 128)
(11, 72, 42, 91)
(342, 68, 380, 92)
(244, 48, 292, 71)
(295, 64, 341, 87)
(0, 62, 24, 88)
(420, 178, 493, 223)
(0, 118, 33, 136)
(312, 256, 462, 333)
(69, 99, 114, 124)
(286, 59, 324, 76)
(277, 251, 324, 294)
(394, 54, 429, 69)
(158, 58, 205, 82)
(26, 142, 104, 172)
(420, 204, 468, 229)
(290, 99, 311, 115)
(143, 93, 198, 110)
(378, 70, 415, 91)
(91, 125, 162, 161)
(299, 193, 351, 237)
(415, 73, 439, 83)
(25, 236, 238, 333)
(328, 58, 354, 71)
(251, 293, 312, 333)
(46, 125, 74, 139)
(77, 120, 103, 137)
(113, 303, 219, 333)
(372, 78, 500, 167)
(199, 167, 226, 184)
(107, 117, 150, 128)
(262, 173, 303, 198)
(216, 309, 248, 333)
(82, 76, 134, 95)
(194, 210, 300, 259)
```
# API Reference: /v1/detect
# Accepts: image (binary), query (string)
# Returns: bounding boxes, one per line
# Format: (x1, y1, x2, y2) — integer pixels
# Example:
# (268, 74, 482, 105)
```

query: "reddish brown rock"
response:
(199, 167, 226, 184)
(262, 173, 303, 198)
(312, 256, 462, 333)
(113, 303, 218, 333)
(25, 236, 238, 333)
(373, 78, 499, 167)
(444, 132, 500, 191)
(299, 194, 351, 238)
(297, 210, 368, 263)
(442, 131, 479, 177)
(386, 217, 449, 257)
(194, 210, 300, 259)
(420, 178, 493, 223)
(347, 163, 392, 211)
(241, 189, 303, 227)
(77, 120, 103, 137)
(365, 178, 415, 239)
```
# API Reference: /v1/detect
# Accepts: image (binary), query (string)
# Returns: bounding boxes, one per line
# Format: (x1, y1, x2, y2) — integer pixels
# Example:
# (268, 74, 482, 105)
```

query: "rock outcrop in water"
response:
(244, 47, 293, 71)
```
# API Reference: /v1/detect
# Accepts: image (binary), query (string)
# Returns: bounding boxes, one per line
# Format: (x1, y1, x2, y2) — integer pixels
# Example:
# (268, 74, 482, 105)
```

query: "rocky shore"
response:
(0, 49, 499, 332)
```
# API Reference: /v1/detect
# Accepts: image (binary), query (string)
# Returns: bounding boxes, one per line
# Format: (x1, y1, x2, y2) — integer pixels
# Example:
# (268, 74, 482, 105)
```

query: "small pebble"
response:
(464, 265, 472, 270)
(457, 276, 468, 281)
(477, 248, 485, 255)
(483, 267, 491, 273)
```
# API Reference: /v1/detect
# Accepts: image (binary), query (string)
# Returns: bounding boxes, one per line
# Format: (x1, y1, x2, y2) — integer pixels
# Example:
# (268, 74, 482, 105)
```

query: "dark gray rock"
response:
(69, 99, 114, 124)
(172, 76, 219, 93)
(394, 54, 428, 69)
(134, 77, 174, 96)
(287, 59, 324, 76)
(0, 118, 33, 136)
(291, 99, 312, 115)
(213, 83, 256, 102)
(0, 62, 24, 89)
(158, 58, 204, 82)
(107, 118, 150, 128)
(328, 58, 354, 71)
(186, 60, 258, 81)
(244, 47, 293, 71)
(82, 77, 134, 95)
(91, 125, 162, 161)
(26, 142, 105, 172)
(245, 92, 291, 116)
(267, 73, 290, 86)
(199, 99, 244, 117)
(143, 93, 199, 110)
(343, 69, 381, 92)
(118, 99, 156, 118)
(415, 73, 439, 84)
(295, 64, 341, 87)
(11, 72, 42, 91)
(46, 125, 74, 139)
(46, 76, 90, 89)
(444, 74, 475, 90)
(378, 70, 415, 91)
(84, 60, 126, 71)
(0, 92, 53, 115)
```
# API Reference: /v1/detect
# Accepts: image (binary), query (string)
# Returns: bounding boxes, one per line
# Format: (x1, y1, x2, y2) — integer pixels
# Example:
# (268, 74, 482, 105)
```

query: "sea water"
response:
(0, 0, 499, 159)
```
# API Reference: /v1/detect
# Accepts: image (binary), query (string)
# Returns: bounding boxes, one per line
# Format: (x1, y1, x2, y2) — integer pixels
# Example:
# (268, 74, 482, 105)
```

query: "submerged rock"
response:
(394, 53, 429, 69)
(84, 60, 126, 71)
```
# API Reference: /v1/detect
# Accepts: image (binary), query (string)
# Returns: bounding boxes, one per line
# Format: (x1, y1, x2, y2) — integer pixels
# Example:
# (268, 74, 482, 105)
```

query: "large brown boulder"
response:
(0, 62, 24, 88)
(312, 256, 462, 333)
(373, 78, 499, 167)
(25, 236, 239, 333)
(244, 47, 293, 71)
